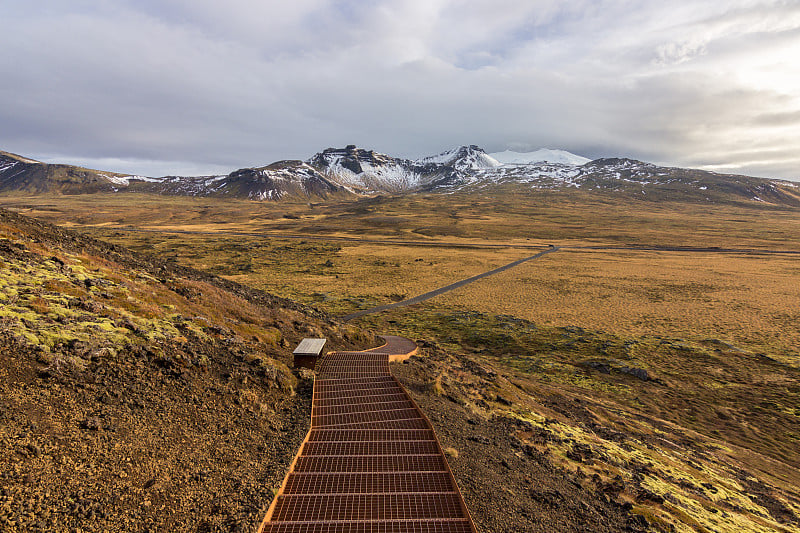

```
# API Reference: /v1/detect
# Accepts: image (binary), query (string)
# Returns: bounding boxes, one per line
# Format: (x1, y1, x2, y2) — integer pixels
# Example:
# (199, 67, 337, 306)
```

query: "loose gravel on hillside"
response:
(0, 208, 379, 532)
(0, 335, 313, 532)
(392, 353, 642, 533)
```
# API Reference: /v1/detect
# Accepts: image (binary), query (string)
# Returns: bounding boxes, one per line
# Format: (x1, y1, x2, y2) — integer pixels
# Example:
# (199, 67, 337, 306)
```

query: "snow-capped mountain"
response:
(418, 145, 501, 171)
(2, 146, 799, 206)
(490, 148, 590, 166)
(308, 145, 505, 192)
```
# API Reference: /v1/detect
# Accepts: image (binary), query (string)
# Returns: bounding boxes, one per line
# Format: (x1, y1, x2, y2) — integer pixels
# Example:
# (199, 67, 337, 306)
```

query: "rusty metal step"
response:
(270, 493, 467, 522)
(302, 440, 440, 456)
(283, 472, 455, 495)
(262, 519, 474, 533)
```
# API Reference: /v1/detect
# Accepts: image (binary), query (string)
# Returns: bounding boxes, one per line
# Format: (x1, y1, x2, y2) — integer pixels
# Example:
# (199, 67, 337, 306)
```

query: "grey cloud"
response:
(752, 110, 800, 126)
(1, 0, 799, 180)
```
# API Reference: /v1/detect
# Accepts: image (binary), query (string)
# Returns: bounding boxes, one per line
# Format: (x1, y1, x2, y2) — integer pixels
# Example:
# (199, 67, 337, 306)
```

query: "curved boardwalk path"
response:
(258, 336, 477, 533)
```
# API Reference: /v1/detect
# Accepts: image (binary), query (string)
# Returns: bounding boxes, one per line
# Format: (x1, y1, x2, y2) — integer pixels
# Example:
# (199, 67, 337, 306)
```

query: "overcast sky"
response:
(2, 1, 799, 180)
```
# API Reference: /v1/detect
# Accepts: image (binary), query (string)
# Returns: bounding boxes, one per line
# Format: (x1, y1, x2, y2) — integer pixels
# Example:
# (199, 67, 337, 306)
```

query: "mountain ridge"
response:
(418, 145, 502, 170)
(2, 146, 799, 207)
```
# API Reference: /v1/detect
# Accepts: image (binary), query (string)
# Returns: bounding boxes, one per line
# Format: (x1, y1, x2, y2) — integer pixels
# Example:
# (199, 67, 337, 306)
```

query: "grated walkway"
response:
(258, 341, 476, 533)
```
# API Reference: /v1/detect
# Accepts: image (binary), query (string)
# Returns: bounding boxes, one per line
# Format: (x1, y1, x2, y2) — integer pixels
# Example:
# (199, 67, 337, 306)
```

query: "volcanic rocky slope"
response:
(0, 207, 379, 531)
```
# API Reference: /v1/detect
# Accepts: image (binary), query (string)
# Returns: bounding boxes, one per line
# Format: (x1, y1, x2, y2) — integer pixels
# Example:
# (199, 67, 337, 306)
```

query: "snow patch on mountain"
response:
(0, 160, 18, 174)
(490, 149, 590, 166)
(94, 173, 160, 187)
(156, 175, 228, 196)
(456, 163, 583, 190)
(101, 174, 131, 186)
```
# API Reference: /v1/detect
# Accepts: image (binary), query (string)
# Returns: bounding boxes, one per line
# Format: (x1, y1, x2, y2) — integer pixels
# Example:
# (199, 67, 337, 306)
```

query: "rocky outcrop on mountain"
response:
(308, 145, 402, 176)
(307, 145, 445, 193)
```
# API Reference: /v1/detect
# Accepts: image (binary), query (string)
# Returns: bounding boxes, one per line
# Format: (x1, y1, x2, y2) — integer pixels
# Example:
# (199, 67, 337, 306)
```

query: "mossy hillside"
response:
(0, 219, 371, 378)
(372, 306, 800, 532)
(1, 245, 218, 356)
(0, 209, 388, 532)
(516, 415, 797, 533)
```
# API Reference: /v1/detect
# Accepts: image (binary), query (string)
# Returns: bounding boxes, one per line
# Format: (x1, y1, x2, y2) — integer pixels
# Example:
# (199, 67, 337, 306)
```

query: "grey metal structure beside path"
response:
(340, 246, 560, 322)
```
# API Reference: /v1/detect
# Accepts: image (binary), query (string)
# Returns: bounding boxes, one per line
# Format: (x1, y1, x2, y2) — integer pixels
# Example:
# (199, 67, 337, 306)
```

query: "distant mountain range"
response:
(2, 146, 799, 206)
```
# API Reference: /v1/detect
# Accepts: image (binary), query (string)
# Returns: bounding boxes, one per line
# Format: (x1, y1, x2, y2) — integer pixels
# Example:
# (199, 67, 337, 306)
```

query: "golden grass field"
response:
(1, 192, 798, 359)
(434, 249, 800, 361)
(3, 190, 800, 248)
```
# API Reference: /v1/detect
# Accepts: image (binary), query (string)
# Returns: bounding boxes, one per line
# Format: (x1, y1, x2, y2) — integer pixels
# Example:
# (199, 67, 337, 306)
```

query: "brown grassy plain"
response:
(2, 190, 800, 248)
(1, 192, 798, 357)
(435, 249, 800, 361)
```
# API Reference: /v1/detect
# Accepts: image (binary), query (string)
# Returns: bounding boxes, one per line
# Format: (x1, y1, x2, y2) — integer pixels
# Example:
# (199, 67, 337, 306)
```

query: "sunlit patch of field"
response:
(433, 250, 800, 361)
(289, 243, 526, 310)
